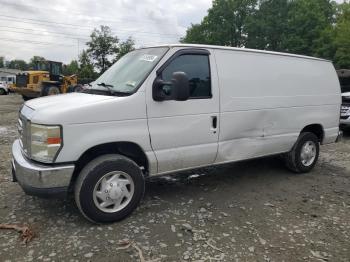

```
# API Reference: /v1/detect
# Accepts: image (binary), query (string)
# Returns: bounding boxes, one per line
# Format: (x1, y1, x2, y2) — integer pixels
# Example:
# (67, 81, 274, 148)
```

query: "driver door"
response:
(146, 48, 220, 174)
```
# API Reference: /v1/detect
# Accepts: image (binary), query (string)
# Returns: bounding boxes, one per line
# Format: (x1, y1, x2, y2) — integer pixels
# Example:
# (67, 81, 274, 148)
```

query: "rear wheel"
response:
(285, 132, 319, 173)
(0, 88, 6, 95)
(74, 154, 145, 223)
(41, 86, 60, 96)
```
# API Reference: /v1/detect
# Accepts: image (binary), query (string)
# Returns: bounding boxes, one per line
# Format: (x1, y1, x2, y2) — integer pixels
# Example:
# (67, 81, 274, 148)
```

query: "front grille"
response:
(16, 74, 28, 88)
(18, 114, 31, 156)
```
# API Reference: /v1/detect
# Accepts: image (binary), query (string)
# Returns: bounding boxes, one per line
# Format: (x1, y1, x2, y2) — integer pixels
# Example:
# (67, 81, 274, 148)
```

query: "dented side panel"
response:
(214, 49, 341, 163)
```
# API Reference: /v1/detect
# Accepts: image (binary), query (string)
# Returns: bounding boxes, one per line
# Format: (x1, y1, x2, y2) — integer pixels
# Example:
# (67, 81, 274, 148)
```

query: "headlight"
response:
(30, 124, 62, 163)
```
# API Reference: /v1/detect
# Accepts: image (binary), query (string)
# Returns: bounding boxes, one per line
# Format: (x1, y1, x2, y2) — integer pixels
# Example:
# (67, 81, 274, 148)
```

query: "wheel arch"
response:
(41, 81, 62, 92)
(0, 87, 7, 94)
(70, 141, 149, 188)
(300, 124, 324, 143)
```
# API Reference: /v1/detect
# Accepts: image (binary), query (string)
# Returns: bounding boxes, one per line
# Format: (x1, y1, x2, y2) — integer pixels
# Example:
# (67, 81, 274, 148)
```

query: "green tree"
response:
(114, 37, 135, 62)
(7, 59, 28, 70)
(63, 60, 79, 75)
(182, 0, 257, 47)
(246, 0, 289, 51)
(312, 25, 337, 61)
(180, 23, 209, 44)
(78, 50, 96, 80)
(28, 56, 46, 69)
(283, 0, 334, 56)
(86, 25, 119, 73)
(333, 3, 350, 68)
(0, 56, 4, 68)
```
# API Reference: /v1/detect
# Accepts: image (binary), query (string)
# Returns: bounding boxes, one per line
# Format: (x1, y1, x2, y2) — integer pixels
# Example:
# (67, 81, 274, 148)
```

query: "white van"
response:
(12, 44, 342, 223)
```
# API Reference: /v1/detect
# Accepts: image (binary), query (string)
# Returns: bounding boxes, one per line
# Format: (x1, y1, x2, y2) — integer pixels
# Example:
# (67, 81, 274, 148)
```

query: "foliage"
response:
(333, 3, 350, 69)
(86, 25, 119, 73)
(182, 0, 257, 46)
(6, 59, 28, 70)
(114, 37, 135, 62)
(282, 0, 334, 55)
(62, 60, 79, 76)
(61, 50, 98, 83)
(182, 0, 350, 68)
(245, 0, 289, 51)
(28, 56, 46, 69)
(78, 50, 97, 81)
(86, 26, 136, 73)
(0, 56, 4, 68)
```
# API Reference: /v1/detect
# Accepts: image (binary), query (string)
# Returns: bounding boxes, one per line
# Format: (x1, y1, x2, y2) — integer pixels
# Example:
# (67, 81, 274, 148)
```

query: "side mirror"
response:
(152, 71, 190, 101)
(172, 72, 190, 101)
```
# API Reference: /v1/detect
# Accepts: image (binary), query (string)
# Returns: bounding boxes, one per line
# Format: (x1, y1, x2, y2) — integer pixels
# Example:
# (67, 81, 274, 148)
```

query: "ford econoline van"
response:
(12, 44, 342, 223)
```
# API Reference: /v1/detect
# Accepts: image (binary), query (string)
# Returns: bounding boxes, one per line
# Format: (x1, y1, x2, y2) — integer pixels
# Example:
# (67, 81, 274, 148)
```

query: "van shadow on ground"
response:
(26, 151, 345, 226)
(30, 155, 291, 222)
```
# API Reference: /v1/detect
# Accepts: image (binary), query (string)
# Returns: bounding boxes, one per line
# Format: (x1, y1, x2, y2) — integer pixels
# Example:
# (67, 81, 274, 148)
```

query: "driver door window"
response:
(160, 54, 211, 99)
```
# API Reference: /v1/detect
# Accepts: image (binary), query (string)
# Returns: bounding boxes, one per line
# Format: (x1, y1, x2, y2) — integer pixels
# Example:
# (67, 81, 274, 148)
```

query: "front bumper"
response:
(11, 87, 40, 98)
(11, 139, 75, 198)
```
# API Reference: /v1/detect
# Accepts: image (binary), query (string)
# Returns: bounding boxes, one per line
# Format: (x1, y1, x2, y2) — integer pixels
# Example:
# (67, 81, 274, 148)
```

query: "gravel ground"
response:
(0, 94, 350, 262)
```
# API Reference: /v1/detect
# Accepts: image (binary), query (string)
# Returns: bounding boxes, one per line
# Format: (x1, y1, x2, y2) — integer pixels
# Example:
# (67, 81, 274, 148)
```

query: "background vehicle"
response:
(338, 69, 350, 128)
(11, 60, 79, 100)
(0, 81, 8, 95)
(340, 92, 350, 127)
(12, 44, 342, 223)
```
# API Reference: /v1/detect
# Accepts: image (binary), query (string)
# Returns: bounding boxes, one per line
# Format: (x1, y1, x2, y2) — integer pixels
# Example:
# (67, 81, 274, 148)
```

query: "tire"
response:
(41, 86, 60, 96)
(22, 95, 31, 101)
(0, 88, 5, 95)
(73, 84, 83, 92)
(67, 85, 75, 93)
(67, 85, 82, 93)
(74, 154, 145, 223)
(285, 132, 319, 173)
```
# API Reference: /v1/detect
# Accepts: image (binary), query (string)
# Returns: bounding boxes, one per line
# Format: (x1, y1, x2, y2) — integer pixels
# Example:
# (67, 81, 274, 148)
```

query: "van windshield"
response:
(89, 47, 168, 94)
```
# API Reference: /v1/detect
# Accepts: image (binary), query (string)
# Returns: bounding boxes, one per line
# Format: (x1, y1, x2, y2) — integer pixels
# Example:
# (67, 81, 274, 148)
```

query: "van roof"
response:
(146, 44, 331, 63)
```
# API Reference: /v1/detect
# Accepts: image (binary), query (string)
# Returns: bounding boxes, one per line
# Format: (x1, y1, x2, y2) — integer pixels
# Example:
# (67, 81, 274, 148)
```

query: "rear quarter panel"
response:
(214, 49, 340, 163)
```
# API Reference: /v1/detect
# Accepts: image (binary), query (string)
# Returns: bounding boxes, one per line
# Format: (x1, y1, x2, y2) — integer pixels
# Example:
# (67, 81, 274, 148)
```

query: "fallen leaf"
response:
(0, 223, 35, 244)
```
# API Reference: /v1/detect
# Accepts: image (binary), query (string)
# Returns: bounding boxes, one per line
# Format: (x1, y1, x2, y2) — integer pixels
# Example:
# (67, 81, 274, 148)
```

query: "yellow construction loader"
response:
(11, 60, 80, 100)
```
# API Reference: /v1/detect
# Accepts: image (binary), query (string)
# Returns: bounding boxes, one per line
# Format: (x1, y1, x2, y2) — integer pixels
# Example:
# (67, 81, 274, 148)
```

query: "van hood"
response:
(21, 92, 146, 125)
(25, 93, 114, 112)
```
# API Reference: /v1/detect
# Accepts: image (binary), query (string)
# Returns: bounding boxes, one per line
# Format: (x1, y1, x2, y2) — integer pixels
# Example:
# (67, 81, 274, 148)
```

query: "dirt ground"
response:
(0, 94, 349, 262)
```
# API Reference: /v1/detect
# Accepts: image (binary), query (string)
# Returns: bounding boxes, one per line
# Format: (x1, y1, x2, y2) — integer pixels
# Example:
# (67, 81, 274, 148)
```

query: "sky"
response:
(0, 0, 347, 64)
(0, 0, 212, 64)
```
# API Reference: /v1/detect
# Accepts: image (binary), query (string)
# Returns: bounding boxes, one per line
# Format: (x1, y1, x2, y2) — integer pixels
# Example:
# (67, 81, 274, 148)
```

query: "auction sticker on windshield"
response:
(140, 54, 158, 62)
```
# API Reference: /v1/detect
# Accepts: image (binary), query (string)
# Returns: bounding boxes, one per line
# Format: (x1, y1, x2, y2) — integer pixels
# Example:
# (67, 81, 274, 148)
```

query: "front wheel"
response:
(284, 132, 319, 173)
(74, 154, 145, 223)
(41, 86, 60, 96)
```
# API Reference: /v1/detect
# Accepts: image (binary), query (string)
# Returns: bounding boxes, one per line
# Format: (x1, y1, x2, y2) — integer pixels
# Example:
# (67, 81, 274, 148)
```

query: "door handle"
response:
(211, 116, 217, 133)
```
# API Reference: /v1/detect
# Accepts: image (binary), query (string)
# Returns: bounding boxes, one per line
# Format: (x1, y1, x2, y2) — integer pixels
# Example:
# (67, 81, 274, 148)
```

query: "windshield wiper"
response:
(96, 82, 115, 95)
(83, 82, 132, 96)
(97, 82, 114, 88)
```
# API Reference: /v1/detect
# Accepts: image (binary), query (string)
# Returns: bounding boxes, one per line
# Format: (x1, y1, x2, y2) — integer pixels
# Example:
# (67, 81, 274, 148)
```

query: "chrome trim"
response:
(12, 139, 74, 189)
